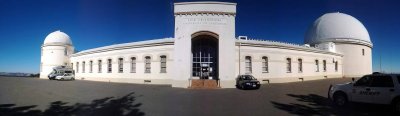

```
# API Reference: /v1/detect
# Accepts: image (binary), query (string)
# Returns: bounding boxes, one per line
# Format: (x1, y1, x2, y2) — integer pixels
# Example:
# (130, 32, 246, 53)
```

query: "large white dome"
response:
(305, 12, 372, 46)
(43, 30, 72, 45)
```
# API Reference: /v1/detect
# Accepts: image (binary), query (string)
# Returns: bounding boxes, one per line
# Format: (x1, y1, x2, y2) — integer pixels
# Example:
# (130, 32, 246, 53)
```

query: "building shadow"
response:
(271, 94, 396, 116)
(0, 92, 144, 116)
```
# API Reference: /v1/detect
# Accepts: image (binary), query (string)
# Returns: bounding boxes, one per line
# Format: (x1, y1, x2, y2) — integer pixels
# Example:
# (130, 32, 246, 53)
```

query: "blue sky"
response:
(0, 0, 399, 73)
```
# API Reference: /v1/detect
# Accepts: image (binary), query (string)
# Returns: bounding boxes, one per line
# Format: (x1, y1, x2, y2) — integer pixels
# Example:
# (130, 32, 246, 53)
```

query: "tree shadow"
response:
(271, 94, 396, 116)
(0, 92, 144, 116)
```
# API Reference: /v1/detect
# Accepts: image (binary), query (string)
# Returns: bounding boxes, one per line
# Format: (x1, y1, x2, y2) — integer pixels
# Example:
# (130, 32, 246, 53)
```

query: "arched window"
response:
(64, 48, 67, 56)
(298, 59, 303, 73)
(98, 60, 102, 73)
(89, 61, 93, 73)
(130, 57, 136, 73)
(160, 55, 167, 73)
(262, 56, 268, 73)
(107, 59, 112, 73)
(245, 56, 252, 74)
(286, 58, 291, 73)
(82, 61, 85, 73)
(335, 61, 338, 72)
(145, 56, 151, 73)
(76, 62, 79, 73)
(323, 60, 327, 72)
(118, 58, 123, 73)
(315, 60, 319, 72)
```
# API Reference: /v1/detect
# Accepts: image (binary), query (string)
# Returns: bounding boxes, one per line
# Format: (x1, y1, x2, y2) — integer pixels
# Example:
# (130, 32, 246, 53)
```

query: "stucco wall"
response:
(173, 3, 237, 88)
(70, 45, 174, 84)
(335, 43, 372, 77)
(235, 44, 343, 83)
(40, 45, 73, 78)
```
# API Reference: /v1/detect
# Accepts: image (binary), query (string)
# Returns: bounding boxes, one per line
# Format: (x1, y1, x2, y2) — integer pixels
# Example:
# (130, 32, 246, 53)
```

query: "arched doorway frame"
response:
(191, 31, 219, 80)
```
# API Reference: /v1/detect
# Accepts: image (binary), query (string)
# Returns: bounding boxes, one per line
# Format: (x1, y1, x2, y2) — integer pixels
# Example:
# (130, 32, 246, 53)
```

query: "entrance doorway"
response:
(191, 31, 219, 80)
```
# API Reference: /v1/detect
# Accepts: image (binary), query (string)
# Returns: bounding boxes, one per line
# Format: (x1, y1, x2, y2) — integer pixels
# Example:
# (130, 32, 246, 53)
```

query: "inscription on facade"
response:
(183, 17, 227, 25)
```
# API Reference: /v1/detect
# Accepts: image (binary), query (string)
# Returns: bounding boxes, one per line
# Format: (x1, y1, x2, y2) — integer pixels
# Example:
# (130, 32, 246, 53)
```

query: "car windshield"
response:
(243, 75, 255, 80)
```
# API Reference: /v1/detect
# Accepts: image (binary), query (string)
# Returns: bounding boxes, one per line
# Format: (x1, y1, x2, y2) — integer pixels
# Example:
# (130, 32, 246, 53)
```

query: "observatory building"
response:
(40, 2, 372, 88)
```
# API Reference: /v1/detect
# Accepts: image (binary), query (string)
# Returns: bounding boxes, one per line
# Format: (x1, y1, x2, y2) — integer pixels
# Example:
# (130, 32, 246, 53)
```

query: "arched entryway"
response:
(191, 31, 219, 80)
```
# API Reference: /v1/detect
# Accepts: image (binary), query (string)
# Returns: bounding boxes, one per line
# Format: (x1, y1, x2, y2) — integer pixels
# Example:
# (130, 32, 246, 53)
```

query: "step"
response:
(189, 79, 219, 89)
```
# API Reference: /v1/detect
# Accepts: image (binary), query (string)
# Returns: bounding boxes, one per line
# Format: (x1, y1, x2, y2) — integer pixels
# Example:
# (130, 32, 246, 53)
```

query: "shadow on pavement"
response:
(271, 94, 396, 116)
(0, 92, 144, 116)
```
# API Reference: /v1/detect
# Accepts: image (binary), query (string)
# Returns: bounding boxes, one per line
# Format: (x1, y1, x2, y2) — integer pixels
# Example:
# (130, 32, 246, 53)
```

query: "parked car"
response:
(55, 73, 75, 81)
(328, 73, 400, 113)
(236, 75, 261, 89)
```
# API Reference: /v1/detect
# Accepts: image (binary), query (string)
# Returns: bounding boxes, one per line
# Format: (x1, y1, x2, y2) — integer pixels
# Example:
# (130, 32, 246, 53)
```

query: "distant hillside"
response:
(0, 72, 39, 77)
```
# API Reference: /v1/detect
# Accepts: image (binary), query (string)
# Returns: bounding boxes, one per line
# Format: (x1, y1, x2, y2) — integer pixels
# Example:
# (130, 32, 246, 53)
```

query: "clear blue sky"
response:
(0, 0, 399, 73)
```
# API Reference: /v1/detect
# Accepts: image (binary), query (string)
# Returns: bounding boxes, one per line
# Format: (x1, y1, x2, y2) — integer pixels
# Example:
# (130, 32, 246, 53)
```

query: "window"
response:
(82, 61, 85, 73)
(64, 48, 67, 56)
(145, 56, 151, 73)
(71, 63, 73, 68)
(131, 57, 136, 73)
(371, 76, 394, 87)
(298, 59, 303, 73)
(335, 61, 338, 72)
(354, 76, 372, 86)
(362, 49, 365, 56)
(107, 59, 112, 73)
(315, 60, 319, 72)
(286, 58, 291, 73)
(118, 58, 123, 73)
(76, 62, 79, 73)
(323, 60, 327, 72)
(160, 55, 167, 73)
(98, 60, 102, 73)
(89, 61, 93, 73)
(245, 56, 252, 74)
(262, 56, 268, 73)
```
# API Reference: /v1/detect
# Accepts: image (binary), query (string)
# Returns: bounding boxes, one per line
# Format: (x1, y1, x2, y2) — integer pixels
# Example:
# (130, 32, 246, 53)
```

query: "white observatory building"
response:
(40, 2, 372, 88)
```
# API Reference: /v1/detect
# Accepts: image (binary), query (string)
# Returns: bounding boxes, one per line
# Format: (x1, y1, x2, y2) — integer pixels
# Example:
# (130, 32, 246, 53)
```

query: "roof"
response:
(305, 12, 372, 47)
(71, 38, 174, 57)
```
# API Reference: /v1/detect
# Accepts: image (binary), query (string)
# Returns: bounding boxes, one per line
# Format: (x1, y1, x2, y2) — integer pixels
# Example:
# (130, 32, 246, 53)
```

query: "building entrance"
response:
(191, 32, 219, 80)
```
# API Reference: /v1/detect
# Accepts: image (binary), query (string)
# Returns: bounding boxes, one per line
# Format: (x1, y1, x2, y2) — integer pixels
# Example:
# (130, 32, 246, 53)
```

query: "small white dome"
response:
(43, 30, 72, 45)
(305, 12, 371, 46)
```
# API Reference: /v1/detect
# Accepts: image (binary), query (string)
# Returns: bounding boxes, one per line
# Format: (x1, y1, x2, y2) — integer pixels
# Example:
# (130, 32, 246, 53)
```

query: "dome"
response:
(43, 30, 72, 45)
(305, 12, 372, 46)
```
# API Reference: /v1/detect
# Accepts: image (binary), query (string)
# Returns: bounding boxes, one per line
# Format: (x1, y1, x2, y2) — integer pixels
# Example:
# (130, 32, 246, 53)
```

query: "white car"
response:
(55, 73, 75, 81)
(328, 73, 400, 112)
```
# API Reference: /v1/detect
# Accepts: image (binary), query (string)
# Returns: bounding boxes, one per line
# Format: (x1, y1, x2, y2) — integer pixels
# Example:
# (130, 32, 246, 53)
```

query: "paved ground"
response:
(0, 77, 397, 116)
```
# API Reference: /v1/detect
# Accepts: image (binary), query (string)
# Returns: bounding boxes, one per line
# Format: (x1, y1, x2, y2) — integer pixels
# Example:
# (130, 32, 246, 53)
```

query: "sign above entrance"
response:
(183, 17, 227, 25)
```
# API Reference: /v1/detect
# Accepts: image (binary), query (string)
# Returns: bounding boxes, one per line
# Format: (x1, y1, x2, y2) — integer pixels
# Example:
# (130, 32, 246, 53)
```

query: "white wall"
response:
(40, 45, 73, 78)
(70, 45, 174, 84)
(335, 43, 372, 77)
(236, 45, 343, 83)
(173, 8, 237, 88)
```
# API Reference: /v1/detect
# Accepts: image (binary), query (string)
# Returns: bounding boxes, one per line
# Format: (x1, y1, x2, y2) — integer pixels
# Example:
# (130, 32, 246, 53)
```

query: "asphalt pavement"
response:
(0, 76, 396, 116)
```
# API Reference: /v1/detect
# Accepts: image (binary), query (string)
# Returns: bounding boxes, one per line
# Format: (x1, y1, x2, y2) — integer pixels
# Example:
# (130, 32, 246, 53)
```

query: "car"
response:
(48, 73, 62, 80)
(236, 75, 261, 89)
(328, 73, 400, 113)
(55, 73, 75, 81)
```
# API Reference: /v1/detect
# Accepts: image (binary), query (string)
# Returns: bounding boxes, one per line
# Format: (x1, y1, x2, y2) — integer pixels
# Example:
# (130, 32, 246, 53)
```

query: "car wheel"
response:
(333, 92, 347, 106)
(72, 78, 75, 80)
(60, 78, 64, 81)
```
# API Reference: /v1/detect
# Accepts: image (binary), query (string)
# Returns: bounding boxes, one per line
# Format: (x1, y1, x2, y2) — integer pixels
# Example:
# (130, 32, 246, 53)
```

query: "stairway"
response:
(190, 79, 219, 89)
